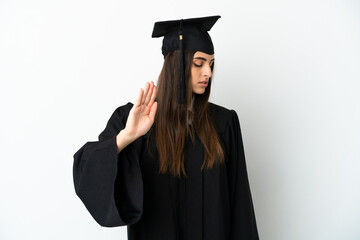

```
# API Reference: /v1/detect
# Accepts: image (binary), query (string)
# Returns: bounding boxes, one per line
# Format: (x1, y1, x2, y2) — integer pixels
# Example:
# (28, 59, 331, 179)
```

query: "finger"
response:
(144, 81, 154, 105)
(134, 88, 143, 107)
(148, 85, 157, 106)
(142, 82, 150, 104)
(148, 101, 158, 122)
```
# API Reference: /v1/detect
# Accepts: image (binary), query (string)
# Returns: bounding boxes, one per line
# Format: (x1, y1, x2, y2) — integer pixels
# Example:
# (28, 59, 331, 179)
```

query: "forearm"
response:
(116, 129, 136, 154)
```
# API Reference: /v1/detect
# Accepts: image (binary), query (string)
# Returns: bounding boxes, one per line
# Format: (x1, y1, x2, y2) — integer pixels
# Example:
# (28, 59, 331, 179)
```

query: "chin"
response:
(193, 89, 206, 95)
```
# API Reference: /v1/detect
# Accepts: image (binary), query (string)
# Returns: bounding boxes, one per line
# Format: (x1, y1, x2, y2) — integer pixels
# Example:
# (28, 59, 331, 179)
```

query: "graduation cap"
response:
(152, 15, 221, 104)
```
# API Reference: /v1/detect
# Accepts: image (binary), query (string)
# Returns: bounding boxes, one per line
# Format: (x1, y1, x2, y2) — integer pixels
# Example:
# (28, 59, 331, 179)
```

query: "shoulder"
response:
(208, 102, 238, 134)
(208, 102, 233, 117)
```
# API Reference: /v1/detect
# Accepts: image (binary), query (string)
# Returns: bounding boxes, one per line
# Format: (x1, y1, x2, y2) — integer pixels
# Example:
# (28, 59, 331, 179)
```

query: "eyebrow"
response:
(193, 57, 215, 62)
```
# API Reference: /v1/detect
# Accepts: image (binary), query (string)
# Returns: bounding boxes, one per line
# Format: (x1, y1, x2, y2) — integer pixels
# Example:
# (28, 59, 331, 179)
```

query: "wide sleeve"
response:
(73, 102, 143, 227)
(225, 110, 260, 239)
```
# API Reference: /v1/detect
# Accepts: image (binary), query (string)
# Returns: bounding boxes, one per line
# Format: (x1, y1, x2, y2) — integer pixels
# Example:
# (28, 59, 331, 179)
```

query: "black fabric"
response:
(73, 102, 259, 240)
(152, 15, 220, 57)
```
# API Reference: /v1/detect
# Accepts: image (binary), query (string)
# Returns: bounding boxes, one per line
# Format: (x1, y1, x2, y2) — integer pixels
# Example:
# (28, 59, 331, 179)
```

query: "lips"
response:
(199, 81, 208, 84)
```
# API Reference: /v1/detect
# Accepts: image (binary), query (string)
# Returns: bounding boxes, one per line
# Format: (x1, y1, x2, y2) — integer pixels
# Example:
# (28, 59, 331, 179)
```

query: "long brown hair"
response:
(148, 50, 224, 178)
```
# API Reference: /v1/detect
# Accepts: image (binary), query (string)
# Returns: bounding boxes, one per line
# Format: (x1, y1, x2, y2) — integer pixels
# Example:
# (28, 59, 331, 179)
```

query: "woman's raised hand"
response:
(123, 81, 158, 142)
(116, 81, 157, 153)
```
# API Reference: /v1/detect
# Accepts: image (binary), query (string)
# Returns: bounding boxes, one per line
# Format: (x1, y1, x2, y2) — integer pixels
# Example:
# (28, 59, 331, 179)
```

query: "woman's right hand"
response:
(122, 81, 158, 142)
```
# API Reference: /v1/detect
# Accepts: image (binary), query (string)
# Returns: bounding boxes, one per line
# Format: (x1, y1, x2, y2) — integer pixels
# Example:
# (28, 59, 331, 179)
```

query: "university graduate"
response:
(73, 15, 260, 240)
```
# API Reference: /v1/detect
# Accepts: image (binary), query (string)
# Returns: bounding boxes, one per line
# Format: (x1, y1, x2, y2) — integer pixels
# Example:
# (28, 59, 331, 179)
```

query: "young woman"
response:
(73, 16, 259, 240)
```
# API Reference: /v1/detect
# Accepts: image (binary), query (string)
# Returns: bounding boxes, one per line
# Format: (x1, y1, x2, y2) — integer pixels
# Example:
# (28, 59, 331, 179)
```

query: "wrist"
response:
(117, 129, 136, 146)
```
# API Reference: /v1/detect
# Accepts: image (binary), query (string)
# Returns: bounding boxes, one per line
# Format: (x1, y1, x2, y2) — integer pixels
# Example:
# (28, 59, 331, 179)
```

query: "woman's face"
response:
(190, 51, 214, 95)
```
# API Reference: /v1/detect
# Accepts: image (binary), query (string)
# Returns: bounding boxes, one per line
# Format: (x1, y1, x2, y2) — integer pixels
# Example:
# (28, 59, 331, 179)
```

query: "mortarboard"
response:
(152, 15, 221, 104)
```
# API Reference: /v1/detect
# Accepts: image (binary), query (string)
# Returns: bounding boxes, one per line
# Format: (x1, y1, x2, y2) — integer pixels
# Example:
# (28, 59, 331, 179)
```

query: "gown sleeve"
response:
(225, 110, 260, 239)
(72, 102, 143, 227)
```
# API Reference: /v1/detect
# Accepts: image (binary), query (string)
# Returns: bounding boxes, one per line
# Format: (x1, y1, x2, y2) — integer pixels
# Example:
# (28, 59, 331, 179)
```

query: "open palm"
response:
(124, 81, 158, 141)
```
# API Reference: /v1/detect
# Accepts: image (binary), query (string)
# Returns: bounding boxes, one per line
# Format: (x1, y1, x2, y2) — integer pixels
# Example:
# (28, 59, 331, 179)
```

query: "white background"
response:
(1, 0, 359, 239)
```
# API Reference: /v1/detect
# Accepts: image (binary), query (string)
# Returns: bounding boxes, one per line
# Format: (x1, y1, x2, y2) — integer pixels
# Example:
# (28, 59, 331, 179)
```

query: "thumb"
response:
(148, 102, 158, 122)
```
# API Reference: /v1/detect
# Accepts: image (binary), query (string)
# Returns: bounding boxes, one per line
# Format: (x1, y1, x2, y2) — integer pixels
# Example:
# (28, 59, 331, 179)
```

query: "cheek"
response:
(190, 68, 200, 83)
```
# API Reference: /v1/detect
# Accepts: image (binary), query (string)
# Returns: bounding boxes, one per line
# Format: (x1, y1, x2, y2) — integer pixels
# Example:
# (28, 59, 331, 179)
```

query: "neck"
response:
(188, 96, 195, 112)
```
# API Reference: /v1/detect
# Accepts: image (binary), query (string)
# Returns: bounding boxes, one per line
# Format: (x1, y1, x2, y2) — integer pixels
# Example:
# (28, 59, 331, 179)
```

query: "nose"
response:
(203, 64, 212, 78)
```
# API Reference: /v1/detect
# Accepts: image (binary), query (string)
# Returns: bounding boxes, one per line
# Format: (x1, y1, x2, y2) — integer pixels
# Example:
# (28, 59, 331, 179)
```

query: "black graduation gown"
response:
(73, 102, 259, 240)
